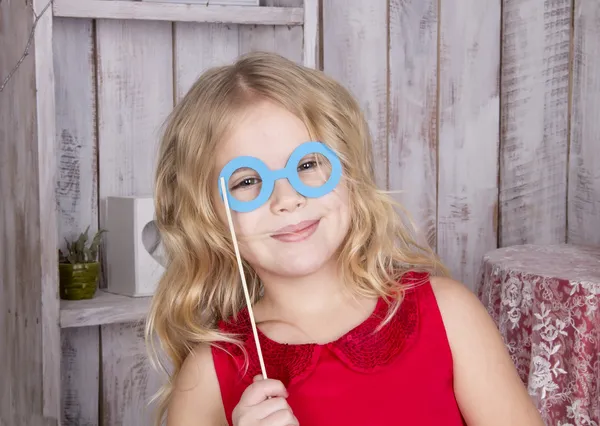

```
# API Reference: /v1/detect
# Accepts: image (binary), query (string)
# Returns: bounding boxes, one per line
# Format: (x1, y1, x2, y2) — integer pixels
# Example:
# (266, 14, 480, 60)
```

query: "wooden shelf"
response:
(60, 290, 152, 328)
(53, 0, 304, 25)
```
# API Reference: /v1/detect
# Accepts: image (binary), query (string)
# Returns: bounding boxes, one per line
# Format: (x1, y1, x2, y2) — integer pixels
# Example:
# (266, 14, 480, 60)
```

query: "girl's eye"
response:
(231, 177, 261, 190)
(298, 160, 318, 171)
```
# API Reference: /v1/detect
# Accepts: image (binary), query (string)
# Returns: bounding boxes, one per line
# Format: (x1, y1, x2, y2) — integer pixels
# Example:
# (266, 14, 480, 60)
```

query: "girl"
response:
(146, 52, 543, 426)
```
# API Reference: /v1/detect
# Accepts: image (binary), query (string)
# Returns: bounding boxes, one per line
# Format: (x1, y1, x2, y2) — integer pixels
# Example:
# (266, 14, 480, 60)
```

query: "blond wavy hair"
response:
(145, 51, 447, 425)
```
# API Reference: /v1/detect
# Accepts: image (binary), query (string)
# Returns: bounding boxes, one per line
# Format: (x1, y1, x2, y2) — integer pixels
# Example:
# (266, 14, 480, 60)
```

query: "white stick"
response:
(220, 177, 268, 379)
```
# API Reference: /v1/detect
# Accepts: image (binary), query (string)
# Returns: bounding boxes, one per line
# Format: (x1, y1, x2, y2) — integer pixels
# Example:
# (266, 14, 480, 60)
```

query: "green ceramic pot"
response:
(59, 262, 100, 300)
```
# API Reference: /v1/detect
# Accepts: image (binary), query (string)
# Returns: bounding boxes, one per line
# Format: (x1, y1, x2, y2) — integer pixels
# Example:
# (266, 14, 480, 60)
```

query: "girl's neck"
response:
(252, 259, 377, 345)
(255, 259, 351, 319)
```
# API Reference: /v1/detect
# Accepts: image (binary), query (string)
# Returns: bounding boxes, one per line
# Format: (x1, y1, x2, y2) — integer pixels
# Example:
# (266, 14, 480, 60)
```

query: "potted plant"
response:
(58, 226, 106, 300)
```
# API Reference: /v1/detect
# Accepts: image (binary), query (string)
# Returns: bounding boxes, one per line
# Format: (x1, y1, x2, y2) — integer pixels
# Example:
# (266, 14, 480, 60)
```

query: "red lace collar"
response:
(217, 275, 423, 387)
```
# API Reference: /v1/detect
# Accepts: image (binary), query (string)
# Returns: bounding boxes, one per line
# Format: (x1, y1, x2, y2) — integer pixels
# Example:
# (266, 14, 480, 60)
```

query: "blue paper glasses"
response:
(218, 141, 342, 213)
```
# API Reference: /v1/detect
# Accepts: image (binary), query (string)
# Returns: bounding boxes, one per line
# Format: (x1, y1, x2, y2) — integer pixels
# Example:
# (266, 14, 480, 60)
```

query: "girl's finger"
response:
(249, 397, 290, 420)
(260, 408, 299, 426)
(238, 379, 288, 407)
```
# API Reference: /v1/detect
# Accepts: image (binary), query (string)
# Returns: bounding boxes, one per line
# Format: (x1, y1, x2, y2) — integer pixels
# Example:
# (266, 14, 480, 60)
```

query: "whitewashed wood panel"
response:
(143, 0, 259, 5)
(101, 322, 163, 426)
(61, 327, 100, 426)
(0, 0, 59, 424)
(238, 23, 303, 64)
(569, 0, 600, 245)
(175, 0, 304, 101)
(499, 0, 570, 247)
(61, 290, 152, 328)
(302, 0, 319, 68)
(34, 0, 62, 420)
(96, 19, 173, 199)
(0, 4, 42, 425)
(437, 0, 501, 290)
(262, 0, 303, 64)
(53, 17, 102, 426)
(262, 0, 302, 9)
(95, 20, 172, 426)
(54, 18, 99, 245)
(322, 0, 388, 189)
(96, 18, 173, 289)
(238, 24, 277, 56)
(53, 0, 304, 25)
(388, 0, 438, 249)
(174, 23, 241, 100)
(238, 1, 303, 65)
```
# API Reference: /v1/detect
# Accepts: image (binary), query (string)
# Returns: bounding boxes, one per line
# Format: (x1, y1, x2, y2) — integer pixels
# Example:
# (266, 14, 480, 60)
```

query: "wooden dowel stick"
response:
(220, 177, 268, 379)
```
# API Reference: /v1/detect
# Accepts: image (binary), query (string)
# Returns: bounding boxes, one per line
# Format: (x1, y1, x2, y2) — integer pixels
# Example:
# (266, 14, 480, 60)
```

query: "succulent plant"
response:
(59, 226, 107, 264)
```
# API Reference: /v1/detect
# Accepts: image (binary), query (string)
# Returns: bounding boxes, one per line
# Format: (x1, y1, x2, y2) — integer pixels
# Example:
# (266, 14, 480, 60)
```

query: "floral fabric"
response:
(478, 244, 600, 426)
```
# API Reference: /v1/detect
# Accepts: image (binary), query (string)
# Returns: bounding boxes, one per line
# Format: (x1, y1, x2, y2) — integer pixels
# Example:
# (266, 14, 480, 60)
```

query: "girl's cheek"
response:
(233, 214, 259, 240)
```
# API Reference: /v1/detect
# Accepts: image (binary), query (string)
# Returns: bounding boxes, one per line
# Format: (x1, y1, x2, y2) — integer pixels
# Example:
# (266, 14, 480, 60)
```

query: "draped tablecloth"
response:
(478, 244, 600, 426)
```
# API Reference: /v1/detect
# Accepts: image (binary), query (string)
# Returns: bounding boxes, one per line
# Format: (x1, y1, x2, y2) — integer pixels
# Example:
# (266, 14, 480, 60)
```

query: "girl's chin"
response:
(261, 253, 336, 278)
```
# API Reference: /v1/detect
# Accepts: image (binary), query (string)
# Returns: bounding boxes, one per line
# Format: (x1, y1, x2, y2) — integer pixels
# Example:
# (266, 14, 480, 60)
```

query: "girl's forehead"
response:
(219, 136, 310, 171)
(216, 101, 311, 169)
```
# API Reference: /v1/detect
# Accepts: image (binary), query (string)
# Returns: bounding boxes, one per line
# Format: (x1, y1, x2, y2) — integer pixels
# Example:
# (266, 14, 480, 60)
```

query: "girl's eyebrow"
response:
(231, 167, 255, 175)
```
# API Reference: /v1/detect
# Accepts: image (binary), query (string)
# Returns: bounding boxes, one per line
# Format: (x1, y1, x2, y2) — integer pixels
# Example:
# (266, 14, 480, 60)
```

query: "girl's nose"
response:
(269, 179, 306, 214)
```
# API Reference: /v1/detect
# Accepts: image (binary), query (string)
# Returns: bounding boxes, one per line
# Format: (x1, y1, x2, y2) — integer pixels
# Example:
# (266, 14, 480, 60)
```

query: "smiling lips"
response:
(271, 219, 320, 242)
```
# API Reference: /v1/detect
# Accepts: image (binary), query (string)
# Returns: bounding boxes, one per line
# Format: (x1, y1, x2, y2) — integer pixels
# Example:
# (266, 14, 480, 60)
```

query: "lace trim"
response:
(217, 272, 424, 387)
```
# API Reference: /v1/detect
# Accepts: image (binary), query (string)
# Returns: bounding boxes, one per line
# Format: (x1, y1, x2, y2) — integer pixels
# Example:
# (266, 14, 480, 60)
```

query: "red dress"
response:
(212, 272, 466, 425)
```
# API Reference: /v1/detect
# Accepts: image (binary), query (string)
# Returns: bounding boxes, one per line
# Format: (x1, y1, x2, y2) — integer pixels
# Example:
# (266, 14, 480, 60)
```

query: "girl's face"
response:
(214, 100, 351, 278)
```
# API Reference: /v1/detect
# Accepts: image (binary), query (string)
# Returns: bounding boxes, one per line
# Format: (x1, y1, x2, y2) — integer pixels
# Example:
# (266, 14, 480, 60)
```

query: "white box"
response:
(105, 196, 165, 297)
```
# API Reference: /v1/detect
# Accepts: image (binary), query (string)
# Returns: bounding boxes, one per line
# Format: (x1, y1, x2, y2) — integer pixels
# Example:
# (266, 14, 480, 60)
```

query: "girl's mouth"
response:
(271, 219, 320, 242)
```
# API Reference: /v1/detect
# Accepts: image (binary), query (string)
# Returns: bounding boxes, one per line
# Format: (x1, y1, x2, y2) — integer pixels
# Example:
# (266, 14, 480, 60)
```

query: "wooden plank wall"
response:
(437, 0, 500, 286)
(499, 0, 571, 248)
(52, 0, 600, 425)
(387, 0, 438, 249)
(570, 0, 600, 245)
(324, 0, 599, 286)
(1, 0, 60, 425)
(1, 3, 46, 426)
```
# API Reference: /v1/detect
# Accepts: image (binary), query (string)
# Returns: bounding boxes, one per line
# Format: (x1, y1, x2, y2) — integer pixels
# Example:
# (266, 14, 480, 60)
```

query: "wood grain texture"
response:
(437, 0, 501, 290)
(60, 291, 152, 328)
(144, 0, 259, 4)
(388, 0, 438, 249)
(96, 19, 173, 199)
(322, 0, 388, 189)
(0, 0, 59, 424)
(259, 0, 304, 64)
(94, 21, 172, 425)
(569, 0, 600, 245)
(33, 0, 61, 420)
(101, 322, 163, 426)
(175, 0, 305, 102)
(174, 22, 240, 101)
(0, 3, 42, 425)
(96, 18, 173, 289)
(302, 0, 319, 68)
(61, 327, 100, 426)
(54, 18, 98, 245)
(54, 0, 304, 25)
(238, 0, 304, 65)
(499, 0, 571, 247)
(53, 17, 102, 426)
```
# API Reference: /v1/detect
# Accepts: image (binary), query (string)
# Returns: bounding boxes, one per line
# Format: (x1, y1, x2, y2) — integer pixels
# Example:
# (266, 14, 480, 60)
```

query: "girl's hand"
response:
(231, 376, 299, 426)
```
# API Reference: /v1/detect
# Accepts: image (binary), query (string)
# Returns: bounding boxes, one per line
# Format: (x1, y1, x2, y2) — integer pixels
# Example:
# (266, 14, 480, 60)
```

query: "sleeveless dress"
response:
(211, 272, 466, 425)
